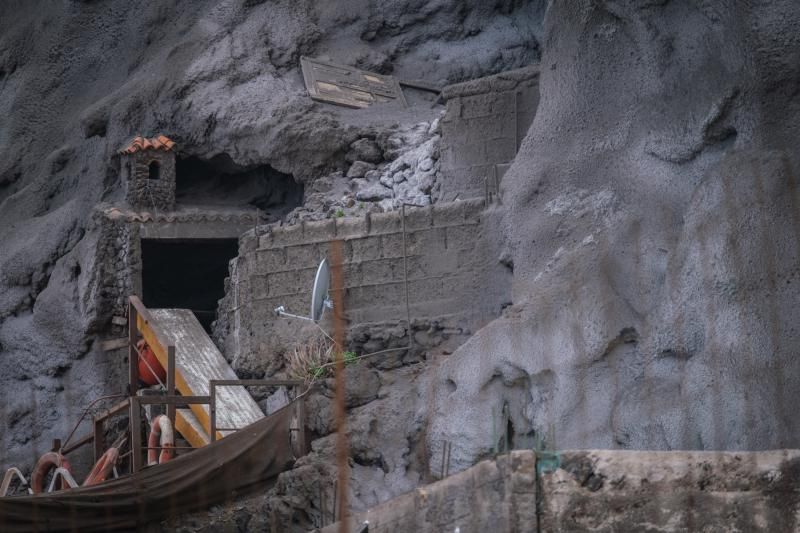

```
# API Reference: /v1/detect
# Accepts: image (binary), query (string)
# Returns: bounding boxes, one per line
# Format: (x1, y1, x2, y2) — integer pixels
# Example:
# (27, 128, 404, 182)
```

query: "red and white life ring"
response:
(31, 452, 72, 494)
(147, 415, 175, 466)
(83, 447, 119, 486)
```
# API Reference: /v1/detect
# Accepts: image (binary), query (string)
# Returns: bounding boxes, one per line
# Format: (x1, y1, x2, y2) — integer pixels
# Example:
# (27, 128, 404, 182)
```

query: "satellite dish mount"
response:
(275, 258, 333, 322)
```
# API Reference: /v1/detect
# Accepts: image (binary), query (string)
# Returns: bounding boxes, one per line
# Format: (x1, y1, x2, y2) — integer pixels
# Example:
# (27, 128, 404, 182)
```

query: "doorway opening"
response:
(141, 238, 239, 332)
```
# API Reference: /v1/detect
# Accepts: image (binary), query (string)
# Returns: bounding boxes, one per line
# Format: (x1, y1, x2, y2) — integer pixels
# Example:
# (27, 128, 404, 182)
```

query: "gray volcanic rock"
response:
(426, 0, 800, 473)
(0, 0, 542, 471)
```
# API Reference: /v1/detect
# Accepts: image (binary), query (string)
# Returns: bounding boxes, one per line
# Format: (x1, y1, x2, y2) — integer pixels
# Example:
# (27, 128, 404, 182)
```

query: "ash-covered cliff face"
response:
(428, 0, 800, 471)
(0, 0, 543, 469)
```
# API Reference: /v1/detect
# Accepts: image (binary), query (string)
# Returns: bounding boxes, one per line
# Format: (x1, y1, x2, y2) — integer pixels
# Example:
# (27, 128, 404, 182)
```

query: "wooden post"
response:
(130, 396, 142, 473)
(209, 382, 217, 443)
(329, 239, 350, 533)
(167, 345, 176, 428)
(295, 397, 306, 457)
(128, 300, 139, 396)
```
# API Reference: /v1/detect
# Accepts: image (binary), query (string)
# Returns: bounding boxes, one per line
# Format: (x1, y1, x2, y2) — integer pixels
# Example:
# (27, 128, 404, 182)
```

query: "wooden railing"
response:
(60, 297, 307, 475)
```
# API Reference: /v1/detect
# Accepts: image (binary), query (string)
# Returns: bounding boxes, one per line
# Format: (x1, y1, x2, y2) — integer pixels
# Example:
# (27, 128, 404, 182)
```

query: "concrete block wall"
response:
(318, 449, 800, 533)
(439, 66, 539, 202)
(319, 450, 538, 533)
(218, 199, 512, 368)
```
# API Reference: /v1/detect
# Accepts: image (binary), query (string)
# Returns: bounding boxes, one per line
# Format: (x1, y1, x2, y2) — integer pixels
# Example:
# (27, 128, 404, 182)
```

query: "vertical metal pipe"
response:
(330, 240, 350, 533)
(130, 396, 142, 473)
(128, 300, 139, 397)
(167, 345, 176, 428)
(401, 205, 412, 352)
(209, 382, 217, 443)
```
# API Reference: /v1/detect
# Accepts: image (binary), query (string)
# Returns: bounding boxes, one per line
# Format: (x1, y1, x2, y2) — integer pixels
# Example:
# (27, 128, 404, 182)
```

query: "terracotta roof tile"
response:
(119, 135, 176, 155)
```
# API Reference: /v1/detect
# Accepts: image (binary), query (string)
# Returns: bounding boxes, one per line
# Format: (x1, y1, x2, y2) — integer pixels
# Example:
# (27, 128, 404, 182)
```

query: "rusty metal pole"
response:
(330, 239, 350, 533)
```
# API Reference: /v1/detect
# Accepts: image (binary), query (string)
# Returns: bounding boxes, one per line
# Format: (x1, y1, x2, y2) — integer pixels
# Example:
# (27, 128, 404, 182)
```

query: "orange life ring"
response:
(137, 339, 166, 386)
(31, 452, 72, 494)
(147, 415, 175, 466)
(83, 447, 119, 486)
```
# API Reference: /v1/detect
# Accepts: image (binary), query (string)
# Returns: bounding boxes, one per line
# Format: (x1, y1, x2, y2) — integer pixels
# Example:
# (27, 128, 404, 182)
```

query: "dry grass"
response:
(285, 335, 334, 382)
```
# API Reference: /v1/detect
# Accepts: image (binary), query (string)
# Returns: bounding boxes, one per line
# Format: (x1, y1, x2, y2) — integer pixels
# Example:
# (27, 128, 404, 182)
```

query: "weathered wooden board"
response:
(301, 56, 407, 109)
(145, 309, 263, 445)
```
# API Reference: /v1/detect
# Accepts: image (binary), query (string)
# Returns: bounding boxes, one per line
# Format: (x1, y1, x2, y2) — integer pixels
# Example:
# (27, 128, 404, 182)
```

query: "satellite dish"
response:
(310, 258, 331, 322)
(275, 258, 332, 322)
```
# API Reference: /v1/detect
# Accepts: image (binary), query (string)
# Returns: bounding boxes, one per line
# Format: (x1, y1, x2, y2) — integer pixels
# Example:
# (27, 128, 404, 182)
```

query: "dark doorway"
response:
(141, 239, 239, 332)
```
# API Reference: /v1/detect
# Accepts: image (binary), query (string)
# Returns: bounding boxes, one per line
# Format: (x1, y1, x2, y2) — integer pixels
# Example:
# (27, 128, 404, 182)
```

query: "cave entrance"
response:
(141, 238, 239, 333)
(175, 154, 303, 221)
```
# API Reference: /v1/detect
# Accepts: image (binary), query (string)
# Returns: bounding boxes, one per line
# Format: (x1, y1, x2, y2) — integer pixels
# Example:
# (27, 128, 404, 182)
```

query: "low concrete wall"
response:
(439, 66, 539, 202)
(540, 449, 800, 532)
(217, 199, 511, 373)
(319, 450, 538, 533)
(317, 449, 800, 533)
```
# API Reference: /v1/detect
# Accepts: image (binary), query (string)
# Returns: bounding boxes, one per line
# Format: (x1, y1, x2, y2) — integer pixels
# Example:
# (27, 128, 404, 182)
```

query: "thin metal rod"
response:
(61, 394, 126, 452)
(210, 383, 217, 443)
(401, 204, 413, 351)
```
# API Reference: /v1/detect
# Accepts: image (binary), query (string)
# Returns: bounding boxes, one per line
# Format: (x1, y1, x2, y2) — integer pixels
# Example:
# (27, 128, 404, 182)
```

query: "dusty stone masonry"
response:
(216, 198, 512, 374)
(439, 66, 539, 202)
(319, 450, 537, 533)
(121, 149, 177, 211)
(319, 449, 800, 533)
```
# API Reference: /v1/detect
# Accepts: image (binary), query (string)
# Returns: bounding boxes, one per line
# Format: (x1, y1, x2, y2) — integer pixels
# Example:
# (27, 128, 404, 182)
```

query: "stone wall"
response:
(319, 450, 537, 533)
(438, 66, 539, 202)
(317, 449, 800, 533)
(216, 199, 511, 374)
(122, 149, 176, 210)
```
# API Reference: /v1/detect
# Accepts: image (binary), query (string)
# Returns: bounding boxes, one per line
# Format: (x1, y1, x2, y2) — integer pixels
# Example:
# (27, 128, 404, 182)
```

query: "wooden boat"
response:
(0, 397, 304, 532)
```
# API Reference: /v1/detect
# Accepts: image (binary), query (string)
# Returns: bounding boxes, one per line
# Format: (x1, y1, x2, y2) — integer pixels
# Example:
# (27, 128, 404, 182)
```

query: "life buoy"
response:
(31, 452, 72, 494)
(137, 339, 166, 386)
(83, 447, 119, 486)
(147, 415, 175, 466)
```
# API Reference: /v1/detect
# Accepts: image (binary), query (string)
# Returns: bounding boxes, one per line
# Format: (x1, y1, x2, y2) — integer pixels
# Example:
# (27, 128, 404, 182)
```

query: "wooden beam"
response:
(101, 338, 129, 351)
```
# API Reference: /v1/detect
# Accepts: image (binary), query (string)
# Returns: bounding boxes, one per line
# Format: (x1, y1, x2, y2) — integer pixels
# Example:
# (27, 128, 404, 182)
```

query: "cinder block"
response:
(444, 97, 462, 121)
(486, 137, 518, 163)
(414, 251, 459, 278)
(462, 199, 485, 223)
(381, 233, 405, 259)
(360, 258, 397, 285)
(455, 142, 487, 167)
(407, 228, 446, 256)
(370, 211, 402, 235)
(347, 237, 383, 263)
(409, 277, 445, 300)
(460, 93, 495, 119)
(258, 230, 274, 249)
(267, 268, 315, 297)
(446, 224, 481, 251)
(335, 216, 368, 240)
(270, 224, 304, 247)
(285, 243, 325, 268)
(251, 275, 269, 299)
(402, 205, 433, 232)
(255, 248, 287, 274)
(342, 263, 361, 287)
(432, 201, 467, 227)
(303, 219, 336, 243)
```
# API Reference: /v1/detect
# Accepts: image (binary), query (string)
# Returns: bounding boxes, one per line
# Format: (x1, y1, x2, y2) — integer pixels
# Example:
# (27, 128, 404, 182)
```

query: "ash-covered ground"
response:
(3, 1, 800, 532)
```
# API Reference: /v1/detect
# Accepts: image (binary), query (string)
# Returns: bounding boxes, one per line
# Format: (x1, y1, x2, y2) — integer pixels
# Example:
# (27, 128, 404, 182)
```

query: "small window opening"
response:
(148, 161, 161, 180)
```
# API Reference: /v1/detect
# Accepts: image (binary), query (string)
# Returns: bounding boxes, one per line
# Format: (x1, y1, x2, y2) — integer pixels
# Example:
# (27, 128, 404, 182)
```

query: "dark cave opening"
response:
(141, 239, 239, 333)
(175, 154, 303, 220)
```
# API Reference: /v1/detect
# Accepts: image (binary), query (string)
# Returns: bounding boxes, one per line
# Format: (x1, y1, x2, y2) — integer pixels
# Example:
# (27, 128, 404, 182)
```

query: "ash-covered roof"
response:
(119, 135, 176, 155)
